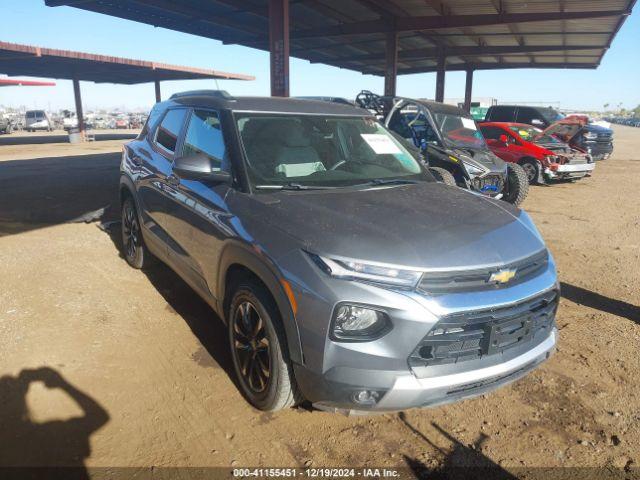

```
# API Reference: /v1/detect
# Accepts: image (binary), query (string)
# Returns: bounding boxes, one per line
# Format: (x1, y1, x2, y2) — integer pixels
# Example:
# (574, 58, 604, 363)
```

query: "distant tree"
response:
(604, 103, 609, 111)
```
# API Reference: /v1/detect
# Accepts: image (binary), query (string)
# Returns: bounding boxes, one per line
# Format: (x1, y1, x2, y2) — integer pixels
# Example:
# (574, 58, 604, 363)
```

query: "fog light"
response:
(331, 304, 391, 341)
(352, 390, 380, 406)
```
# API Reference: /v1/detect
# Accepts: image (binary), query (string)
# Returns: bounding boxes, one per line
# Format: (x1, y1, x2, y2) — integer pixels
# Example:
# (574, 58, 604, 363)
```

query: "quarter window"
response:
(155, 109, 187, 155)
(182, 110, 226, 171)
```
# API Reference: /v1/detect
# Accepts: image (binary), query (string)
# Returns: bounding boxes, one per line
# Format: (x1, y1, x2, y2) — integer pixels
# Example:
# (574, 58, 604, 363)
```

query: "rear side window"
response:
(516, 107, 539, 125)
(141, 104, 164, 137)
(487, 106, 516, 122)
(154, 109, 187, 155)
(182, 110, 226, 171)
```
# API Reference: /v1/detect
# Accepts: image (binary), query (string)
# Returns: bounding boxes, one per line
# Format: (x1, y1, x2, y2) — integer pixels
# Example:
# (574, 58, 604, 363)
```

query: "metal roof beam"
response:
(328, 44, 605, 62)
(397, 62, 597, 74)
(289, 10, 629, 38)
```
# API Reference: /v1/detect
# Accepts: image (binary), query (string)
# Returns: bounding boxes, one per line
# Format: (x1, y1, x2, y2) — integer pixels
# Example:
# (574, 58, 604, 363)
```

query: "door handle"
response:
(167, 174, 180, 187)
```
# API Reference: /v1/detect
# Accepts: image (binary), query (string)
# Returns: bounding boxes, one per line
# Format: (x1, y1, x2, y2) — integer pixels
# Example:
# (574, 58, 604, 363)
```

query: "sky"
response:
(1, 0, 639, 112)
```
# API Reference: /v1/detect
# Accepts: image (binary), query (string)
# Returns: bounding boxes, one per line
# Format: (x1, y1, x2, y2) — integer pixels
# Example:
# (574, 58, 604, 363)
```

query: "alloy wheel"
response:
(232, 301, 270, 393)
(122, 202, 140, 261)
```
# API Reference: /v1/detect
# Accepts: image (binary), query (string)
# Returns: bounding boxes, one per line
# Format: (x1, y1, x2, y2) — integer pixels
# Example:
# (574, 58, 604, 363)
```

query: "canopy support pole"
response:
(463, 69, 474, 112)
(435, 53, 446, 102)
(384, 31, 398, 97)
(154, 80, 161, 102)
(269, 0, 290, 97)
(72, 78, 85, 139)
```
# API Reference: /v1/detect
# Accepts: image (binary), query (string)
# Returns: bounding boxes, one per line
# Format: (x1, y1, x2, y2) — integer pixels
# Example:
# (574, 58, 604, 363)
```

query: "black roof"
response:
(168, 91, 370, 116)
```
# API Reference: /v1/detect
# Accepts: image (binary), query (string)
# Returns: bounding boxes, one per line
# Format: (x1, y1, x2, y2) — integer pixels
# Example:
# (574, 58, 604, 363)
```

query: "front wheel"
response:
(520, 158, 541, 185)
(428, 166, 457, 186)
(228, 280, 301, 411)
(502, 163, 529, 207)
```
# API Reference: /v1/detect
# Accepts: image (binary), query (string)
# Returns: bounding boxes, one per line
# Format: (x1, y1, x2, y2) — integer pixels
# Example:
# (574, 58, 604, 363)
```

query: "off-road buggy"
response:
(355, 91, 528, 206)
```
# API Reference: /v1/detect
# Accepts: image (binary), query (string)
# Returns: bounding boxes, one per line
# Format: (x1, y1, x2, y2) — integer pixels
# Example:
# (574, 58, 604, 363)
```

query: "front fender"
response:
(216, 242, 304, 365)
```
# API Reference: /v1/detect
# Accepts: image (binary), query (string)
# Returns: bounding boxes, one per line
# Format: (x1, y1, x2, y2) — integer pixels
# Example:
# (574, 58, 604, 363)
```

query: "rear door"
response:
(136, 107, 189, 248)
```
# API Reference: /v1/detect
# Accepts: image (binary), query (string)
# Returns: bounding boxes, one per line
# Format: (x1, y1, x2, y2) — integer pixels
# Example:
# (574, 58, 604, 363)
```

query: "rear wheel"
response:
(228, 280, 301, 411)
(121, 196, 153, 269)
(503, 163, 529, 207)
(429, 166, 457, 186)
(520, 158, 541, 185)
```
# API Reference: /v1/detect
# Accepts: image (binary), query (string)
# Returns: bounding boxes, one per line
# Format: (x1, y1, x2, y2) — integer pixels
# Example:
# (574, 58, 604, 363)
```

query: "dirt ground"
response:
(0, 126, 638, 476)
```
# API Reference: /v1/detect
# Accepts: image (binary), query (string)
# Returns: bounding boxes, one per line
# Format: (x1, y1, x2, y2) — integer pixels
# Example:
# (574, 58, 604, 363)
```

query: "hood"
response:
(533, 140, 571, 154)
(430, 144, 506, 175)
(583, 124, 613, 134)
(239, 183, 545, 270)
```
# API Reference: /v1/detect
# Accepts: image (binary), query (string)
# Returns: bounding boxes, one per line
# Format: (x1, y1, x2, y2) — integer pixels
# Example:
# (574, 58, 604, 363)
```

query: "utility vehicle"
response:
(356, 92, 529, 206)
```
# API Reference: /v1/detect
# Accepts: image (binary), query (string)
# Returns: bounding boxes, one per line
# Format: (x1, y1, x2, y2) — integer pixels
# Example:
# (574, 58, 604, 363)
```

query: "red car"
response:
(479, 122, 595, 184)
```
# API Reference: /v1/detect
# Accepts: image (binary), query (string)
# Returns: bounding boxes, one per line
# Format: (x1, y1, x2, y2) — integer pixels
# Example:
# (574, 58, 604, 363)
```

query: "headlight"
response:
(308, 253, 423, 287)
(583, 132, 598, 140)
(331, 304, 391, 341)
(462, 160, 485, 176)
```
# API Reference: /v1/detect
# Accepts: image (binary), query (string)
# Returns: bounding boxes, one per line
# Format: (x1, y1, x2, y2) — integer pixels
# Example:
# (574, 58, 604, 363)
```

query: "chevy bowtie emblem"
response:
(490, 269, 517, 284)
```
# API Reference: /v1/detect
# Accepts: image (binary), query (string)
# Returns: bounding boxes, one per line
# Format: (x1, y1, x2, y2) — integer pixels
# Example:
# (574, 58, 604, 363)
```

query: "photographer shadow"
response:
(0, 367, 109, 479)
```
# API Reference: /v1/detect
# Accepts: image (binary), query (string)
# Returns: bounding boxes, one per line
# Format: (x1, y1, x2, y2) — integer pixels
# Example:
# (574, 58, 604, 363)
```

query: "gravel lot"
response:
(0, 126, 638, 476)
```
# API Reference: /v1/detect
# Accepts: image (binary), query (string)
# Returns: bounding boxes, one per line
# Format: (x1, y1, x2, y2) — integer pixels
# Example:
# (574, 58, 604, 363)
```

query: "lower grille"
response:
(409, 289, 558, 368)
(472, 174, 504, 195)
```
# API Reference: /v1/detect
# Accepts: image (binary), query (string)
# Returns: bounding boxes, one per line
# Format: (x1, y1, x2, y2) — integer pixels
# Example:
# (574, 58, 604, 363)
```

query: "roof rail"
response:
(169, 90, 234, 100)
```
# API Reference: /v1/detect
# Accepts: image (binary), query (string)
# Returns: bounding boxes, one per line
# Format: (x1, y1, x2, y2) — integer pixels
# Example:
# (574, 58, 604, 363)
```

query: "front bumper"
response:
(545, 162, 595, 179)
(310, 329, 555, 414)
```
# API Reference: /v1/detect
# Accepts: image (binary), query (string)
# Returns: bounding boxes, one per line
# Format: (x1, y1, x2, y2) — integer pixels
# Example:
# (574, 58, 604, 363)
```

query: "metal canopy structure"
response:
(0, 78, 56, 87)
(0, 40, 254, 136)
(46, 0, 634, 107)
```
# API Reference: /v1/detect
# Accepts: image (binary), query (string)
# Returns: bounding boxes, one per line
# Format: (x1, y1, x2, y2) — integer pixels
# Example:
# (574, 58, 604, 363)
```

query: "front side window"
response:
(155, 109, 187, 155)
(479, 126, 507, 141)
(236, 114, 427, 189)
(388, 105, 439, 147)
(182, 110, 226, 170)
(432, 112, 487, 149)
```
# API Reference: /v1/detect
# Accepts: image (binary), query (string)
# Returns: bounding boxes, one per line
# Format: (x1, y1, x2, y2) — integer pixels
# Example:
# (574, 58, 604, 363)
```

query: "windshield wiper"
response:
(254, 183, 336, 191)
(356, 178, 420, 187)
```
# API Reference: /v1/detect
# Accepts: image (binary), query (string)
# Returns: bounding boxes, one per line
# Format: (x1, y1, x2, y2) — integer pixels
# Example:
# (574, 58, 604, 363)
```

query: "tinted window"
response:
(480, 126, 506, 140)
(516, 107, 540, 125)
(182, 110, 226, 171)
(155, 109, 187, 154)
(487, 106, 516, 122)
(142, 104, 164, 136)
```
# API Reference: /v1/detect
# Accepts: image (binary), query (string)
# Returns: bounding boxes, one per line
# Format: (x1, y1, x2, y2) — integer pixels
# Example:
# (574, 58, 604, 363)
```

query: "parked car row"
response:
(119, 90, 560, 414)
(606, 116, 640, 128)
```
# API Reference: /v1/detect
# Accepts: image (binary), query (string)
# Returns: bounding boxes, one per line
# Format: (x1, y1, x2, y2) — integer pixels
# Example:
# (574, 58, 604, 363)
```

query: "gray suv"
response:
(120, 91, 559, 413)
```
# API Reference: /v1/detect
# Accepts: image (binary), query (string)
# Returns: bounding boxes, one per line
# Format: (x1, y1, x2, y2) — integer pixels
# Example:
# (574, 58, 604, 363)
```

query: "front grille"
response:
(417, 249, 548, 294)
(472, 174, 504, 195)
(408, 289, 558, 368)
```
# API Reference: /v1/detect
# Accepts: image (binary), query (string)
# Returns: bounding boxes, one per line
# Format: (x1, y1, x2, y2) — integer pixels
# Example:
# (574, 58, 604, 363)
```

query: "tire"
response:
(228, 279, 301, 411)
(503, 163, 529, 207)
(519, 158, 541, 185)
(121, 196, 153, 269)
(429, 166, 457, 186)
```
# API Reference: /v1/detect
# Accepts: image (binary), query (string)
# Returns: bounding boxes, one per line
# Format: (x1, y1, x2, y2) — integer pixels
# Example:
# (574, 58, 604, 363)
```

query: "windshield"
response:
(509, 125, 561, 144)
(236, 114, 430, 189)
(432, 112, 487, 149)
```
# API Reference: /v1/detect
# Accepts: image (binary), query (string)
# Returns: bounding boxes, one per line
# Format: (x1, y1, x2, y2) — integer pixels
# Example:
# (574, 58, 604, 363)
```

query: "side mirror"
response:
(173, 152, 231, 183)
(499, 134, 509, 145)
